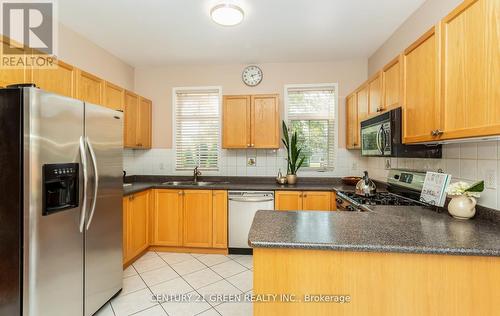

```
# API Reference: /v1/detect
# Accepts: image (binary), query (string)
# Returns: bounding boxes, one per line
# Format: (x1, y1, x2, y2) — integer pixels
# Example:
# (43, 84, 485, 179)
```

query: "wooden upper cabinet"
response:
(0, 37, 32, 88)
(440, 0, 500, 140)
(346, 93, 359, 149)
(124, 90, 139, 148)
(183, 190, 213, 248)
(76, 69, 103, 105)
(138, 97, 152, 148)
(153, 189, 183, 247)
(222, 95, 251, 148)
(275, 191, 303, 211)
(302, 191, 331, 211)
(222, 94, 280, 149)
(368, 72, 382, 114)
(31, 60, 76, 98)
(212, 190, 228, 249)
(402, 26, 441, 143)
(382, 55, 403, 111)
(251, 94, 280, 148)
(356, 84, 369, 124)
(104, 81, 124, 111)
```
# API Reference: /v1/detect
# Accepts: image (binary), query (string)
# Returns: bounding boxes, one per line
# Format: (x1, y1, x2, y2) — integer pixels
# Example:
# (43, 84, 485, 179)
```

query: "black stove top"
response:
(339, 191, 424, 206)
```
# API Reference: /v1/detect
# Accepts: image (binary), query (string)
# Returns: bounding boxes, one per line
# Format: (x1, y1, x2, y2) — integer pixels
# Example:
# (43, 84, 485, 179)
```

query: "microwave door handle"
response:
(78, 136, 88, 233)
(376, 128, 383, 155)
(85, 137, 99, 230)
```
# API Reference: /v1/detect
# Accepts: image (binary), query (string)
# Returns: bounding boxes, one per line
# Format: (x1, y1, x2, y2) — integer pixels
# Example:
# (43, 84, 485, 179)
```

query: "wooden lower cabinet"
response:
(275, 191, 335, 211)
(123, 190, 150, 265)
(150, 189, 228, 250)
(183, 190, 213, 248)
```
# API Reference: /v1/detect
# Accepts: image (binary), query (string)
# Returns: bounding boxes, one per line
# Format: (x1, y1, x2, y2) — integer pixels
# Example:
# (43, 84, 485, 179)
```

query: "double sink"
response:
(123, 181, 229, 188)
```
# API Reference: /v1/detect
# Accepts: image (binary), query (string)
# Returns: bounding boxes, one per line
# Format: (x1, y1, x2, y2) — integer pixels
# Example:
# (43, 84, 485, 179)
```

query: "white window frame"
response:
(172, 86, 223, 174)
(283, 83, 339, 172)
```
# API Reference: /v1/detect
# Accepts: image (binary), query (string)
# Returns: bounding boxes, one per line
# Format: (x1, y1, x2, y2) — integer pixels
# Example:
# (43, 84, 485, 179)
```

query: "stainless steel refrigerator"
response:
(0, 86, 123, 316)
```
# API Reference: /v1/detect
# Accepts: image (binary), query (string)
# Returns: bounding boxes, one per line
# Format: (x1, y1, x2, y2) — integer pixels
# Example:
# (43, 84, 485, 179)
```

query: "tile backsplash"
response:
(124, 148, 368, 179)
(366, 141, 500, 210)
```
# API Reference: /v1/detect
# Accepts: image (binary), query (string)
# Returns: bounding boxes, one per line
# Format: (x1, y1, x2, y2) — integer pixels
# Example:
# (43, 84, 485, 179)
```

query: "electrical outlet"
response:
(484, 169, 497, 189)
(247, 157, 256, 166)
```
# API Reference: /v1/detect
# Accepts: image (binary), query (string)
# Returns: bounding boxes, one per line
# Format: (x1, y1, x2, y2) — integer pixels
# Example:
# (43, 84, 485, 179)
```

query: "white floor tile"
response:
(157, 252, 194, 265)
(132, 305, 167, 316)
(197, 308, 221, 316)
(149, 277, 194, 296)
(226, 254, 243, 260)
(215, 301, 253, 316)
(133, 256, 168, 274)
(226, 270, 253, 292)
(183, 268, 223, 289)
(94, 303, 114, 316)
(233, 256, 253, 269)
(170, 258, 206, 276)
(111, 288, 157, 316)
(161, 292, 212, 316)
(123, 265, 138, 278)
(190, 253, 206, 258)
(121, 275, 147, 296)
(140, 265, 179, 287)
(196, 254, 231, 267)
(197, 280, 242, 306)
(210, 260, 247, 278)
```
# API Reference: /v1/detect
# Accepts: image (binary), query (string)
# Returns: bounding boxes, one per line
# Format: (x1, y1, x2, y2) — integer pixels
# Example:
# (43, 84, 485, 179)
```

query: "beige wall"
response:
(58, 24, 135, 90)
(368, 0, 462, 75)
(134, 60, 368, 149)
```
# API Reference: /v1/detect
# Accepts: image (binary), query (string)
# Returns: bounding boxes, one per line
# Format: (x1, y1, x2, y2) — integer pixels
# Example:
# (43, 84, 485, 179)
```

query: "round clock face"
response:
(242, 65, 263, 86)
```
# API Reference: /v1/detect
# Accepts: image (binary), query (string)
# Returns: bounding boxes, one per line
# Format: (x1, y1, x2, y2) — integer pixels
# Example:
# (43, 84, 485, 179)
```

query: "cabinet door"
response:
(123, 197, 131, 264)
(183, 190, 213, 248)
(76, 69, 103, 105)
(32, 60, 76, 98)
(346, 94, 359, 149)
(153, 189, 183, 246)
(137, 97, 152, 148)
(104, 81, 124, 111)
(440, 0, 500, 140)
(124, 90, 139, 148)
(0, 38, 31, 87)
(212, 190, 228, 249)
(382, 56, 402, 111)
(129, 191, 149, 258)
(251, 94, 280, 148)
(331, 192, 337, 211)
(356, 85, 369, 124)
(275, 191, 303, 211)
(302, 191, 331, 211)
(403, 27, 441, 143)
(368, 73, 382, 114)
(222, 95, 251, 148)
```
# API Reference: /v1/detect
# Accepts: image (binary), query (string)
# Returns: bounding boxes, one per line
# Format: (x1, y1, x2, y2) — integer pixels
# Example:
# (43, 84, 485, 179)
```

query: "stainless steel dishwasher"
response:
(228, 191, 274, 252)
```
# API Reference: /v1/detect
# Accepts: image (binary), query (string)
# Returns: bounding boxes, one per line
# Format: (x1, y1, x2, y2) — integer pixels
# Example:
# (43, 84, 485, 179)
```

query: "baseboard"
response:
(150, 245, 228, 255)
(123, 247, 149, 269)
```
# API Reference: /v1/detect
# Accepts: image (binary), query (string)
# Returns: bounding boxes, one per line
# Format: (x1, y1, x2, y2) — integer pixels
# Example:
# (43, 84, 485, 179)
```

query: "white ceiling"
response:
(58, 0, 425, 67)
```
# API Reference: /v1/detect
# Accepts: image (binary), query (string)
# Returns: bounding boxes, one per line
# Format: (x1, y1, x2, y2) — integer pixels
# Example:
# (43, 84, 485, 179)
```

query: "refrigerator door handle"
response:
(79, 136, 88, 233)
(85, 137, 99, 230)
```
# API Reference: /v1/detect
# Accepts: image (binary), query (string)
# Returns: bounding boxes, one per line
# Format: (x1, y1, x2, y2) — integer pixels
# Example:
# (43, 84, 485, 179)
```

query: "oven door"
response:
(361, 120, 392, 156)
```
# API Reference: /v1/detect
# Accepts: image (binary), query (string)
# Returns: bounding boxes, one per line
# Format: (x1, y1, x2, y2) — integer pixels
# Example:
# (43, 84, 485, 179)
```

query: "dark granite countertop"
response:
(122, 176, 358, 196)
(248, 206, 500, 256)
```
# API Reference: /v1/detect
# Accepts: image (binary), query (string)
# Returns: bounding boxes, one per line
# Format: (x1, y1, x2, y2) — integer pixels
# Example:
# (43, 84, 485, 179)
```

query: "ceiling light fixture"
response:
(210, 4, 244, 26)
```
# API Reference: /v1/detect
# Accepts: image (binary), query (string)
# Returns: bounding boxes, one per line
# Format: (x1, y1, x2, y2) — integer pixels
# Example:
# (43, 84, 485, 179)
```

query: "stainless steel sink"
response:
(123, 183, 132, 187)
(161, 181, 229, 186)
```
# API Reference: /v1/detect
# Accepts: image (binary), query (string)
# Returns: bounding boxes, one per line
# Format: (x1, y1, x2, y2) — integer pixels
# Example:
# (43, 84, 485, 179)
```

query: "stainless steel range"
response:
(336, 169, 429, 211)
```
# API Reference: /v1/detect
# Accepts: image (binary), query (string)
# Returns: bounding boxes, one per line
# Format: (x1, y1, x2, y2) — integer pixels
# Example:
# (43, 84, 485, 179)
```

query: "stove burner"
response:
(339, 192, 424, 207)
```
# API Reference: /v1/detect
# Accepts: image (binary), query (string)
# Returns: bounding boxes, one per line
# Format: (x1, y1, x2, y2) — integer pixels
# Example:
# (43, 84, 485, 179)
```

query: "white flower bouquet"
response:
(446, 180, 484, 198)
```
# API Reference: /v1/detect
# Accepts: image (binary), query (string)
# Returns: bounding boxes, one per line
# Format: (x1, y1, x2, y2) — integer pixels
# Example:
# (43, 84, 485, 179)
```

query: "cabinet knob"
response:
(431, 129, 444, 137)
(251, 144, 255, 147)
(178, 191, 183, 195)
(247, 144, 251, 147)
(303, 194, 307, 198)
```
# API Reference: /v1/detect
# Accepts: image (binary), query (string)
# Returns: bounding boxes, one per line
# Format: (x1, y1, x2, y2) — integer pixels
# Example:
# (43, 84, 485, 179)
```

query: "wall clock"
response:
(242, 65, 263, 86)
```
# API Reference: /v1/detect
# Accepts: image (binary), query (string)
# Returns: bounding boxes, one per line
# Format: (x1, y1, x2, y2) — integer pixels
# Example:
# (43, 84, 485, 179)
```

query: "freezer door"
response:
(24, 89, 85, 316)
(84, 102, 123, 316)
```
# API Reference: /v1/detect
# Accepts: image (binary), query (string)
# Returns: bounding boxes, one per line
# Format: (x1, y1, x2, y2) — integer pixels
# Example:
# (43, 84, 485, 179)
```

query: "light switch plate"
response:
(385, 159, 391, 170)
(247, 157, 256, 166)
(484, 169, 497, 189)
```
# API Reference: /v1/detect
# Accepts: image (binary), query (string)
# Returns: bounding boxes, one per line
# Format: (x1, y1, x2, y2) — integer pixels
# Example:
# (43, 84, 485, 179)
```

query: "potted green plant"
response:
(282, 121, 305, 185)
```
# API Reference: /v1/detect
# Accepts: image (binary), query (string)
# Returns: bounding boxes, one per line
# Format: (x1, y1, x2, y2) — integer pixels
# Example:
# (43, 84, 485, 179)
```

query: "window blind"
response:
(286, 86, 336, 169)
(174, 88, 220, 171)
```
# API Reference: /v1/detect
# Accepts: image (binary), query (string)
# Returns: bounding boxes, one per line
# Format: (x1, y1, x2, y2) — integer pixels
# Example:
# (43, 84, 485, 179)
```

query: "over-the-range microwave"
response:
(360, 107, 442, 158)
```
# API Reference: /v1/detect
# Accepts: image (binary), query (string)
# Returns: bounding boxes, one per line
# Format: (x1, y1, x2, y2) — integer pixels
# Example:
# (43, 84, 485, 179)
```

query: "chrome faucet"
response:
(193, 166, 202, 182)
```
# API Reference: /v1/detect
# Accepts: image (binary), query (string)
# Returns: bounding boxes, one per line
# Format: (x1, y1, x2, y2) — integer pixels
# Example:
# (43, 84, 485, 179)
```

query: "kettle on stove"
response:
(355, 171, 377, 197)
